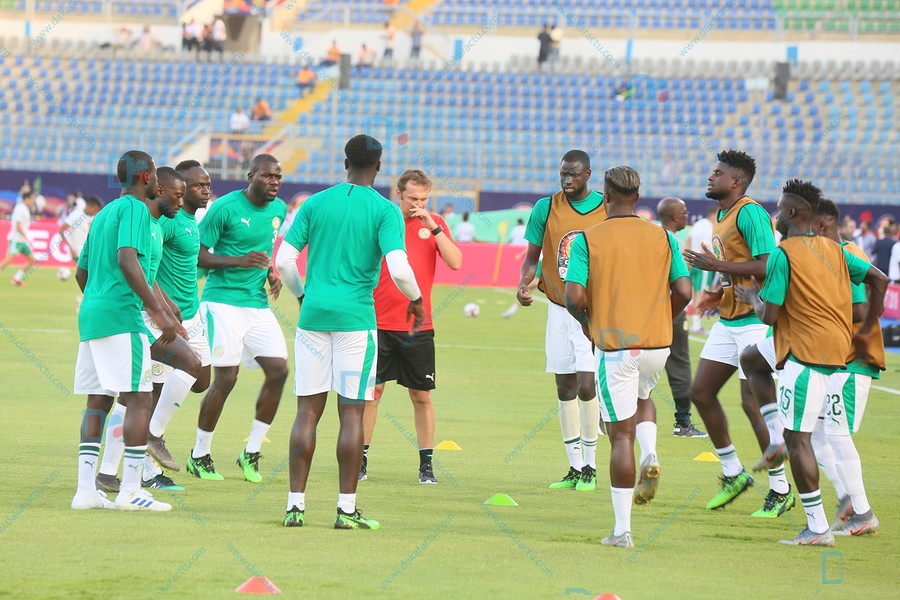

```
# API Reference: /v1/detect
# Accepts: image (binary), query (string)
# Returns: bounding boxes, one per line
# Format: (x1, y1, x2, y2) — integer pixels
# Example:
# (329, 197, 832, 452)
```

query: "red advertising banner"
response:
(0, 220, 79, 267)
(884, 283, 900, 319)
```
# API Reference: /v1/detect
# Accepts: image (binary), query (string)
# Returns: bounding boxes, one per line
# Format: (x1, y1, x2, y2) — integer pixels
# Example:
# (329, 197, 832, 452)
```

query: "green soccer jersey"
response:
(147, 215, 164, 290)
(77, 195, 152, 341)
(283, 183, 406, 331)
(199, 189, 287, 309)
(524, 190, 604, 247)
(157, 210, 201, 320)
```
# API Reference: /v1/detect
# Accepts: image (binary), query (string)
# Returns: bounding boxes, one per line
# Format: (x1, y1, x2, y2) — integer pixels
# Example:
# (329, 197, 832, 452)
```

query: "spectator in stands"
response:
(322, 40, 341, 67)
(857, 220, 877, 257)
(184, 19, 201, 52)
(230, 107, 250, 133)
(537, 24, 552, 71)
(614, 83, 633, 102)
(410, 21, 424, 60)
(891, 239, 900, 283)
(138, 26, 159, 53)
(509, 219, 527, 246)
(212, 16, 227, 53)
(296, 65, 316, 97)
(874, 223, 898, 275)
(111, 26, 133, 50)
(658, 152, 675, 186)
(201, 23, 214, 52)
(251, 97, 272, 121)
(454, 212, 477, 242)
(382, 22, 397, 67)
(356, 44, 376, 73)
(441, 203, 455, 218)
(549, 22, 563, 70)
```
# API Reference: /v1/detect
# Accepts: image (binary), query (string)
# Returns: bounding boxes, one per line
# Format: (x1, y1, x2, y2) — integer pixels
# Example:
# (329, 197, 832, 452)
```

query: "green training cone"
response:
(484, 493, 518, 507)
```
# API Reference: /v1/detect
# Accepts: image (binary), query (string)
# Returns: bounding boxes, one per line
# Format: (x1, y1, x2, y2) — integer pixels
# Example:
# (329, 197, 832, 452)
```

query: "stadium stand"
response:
(2, 0, 180, 20)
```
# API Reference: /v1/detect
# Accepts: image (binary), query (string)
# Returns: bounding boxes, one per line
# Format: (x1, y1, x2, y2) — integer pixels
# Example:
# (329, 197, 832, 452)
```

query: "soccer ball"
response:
(57, 267, 72, 281)
(464, 302, 480, 317)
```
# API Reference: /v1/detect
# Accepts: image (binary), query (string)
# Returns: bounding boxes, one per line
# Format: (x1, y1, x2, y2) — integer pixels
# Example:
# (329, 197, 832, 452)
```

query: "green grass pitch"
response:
(1, 270, 898, 599)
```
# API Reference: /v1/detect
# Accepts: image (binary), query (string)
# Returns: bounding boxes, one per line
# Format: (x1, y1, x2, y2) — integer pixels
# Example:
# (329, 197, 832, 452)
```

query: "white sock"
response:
(692, 314, 700, 329)
(812, 420, 847, 498)
(830, 434, 871, 514)
(77, 442, 101, 493)
(98, 403, 127, 477)
(192, 428, 214, 459)
(611, 486, 633, 536)
(143, 453, 162, 479)
(246, 419, 271, 454)
(760, 403, 784, 446)
(13, 269, 24, 281)
(716, 444, 743, 477)
(559, 400, 583, 470)
(150, 369, 196, 437)
(636, 421, 658, 464)
(288, 491, 305, 511)
(120, 445, 146, 496)
(338, 493, 356, 514)
(799, 490, 830, 534)
(768, 466, 790, 494)
(579, 397, 600, 469)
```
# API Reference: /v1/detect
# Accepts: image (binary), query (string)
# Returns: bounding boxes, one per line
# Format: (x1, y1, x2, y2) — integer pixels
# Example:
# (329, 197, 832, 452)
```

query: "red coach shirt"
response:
(374, 214, 452, 332)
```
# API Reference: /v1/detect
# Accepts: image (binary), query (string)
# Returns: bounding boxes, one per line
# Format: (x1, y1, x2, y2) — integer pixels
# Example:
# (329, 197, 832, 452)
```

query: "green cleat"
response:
(548, 467, 581, 489)
(237, 451, 263, 483)
(334, 508, 380, 530)
(634, 453, 660, 505)
(575, 465, 597, 492)
(283, 506, 305, 527)
(751, 487, 795, 518)
(706, 470, 754, 510)
(185, 454, 224, 481)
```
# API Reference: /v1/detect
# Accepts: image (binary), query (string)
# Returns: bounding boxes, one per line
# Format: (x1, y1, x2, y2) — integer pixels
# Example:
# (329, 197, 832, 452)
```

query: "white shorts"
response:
(202, 302, 288, 368)
(74, 332, 152, 395)
(294, 329, 378, 401)
(823, 371, 872, 435)
(595, 347, 670, 422)
(147, 311, 212, 383)
(699, 321, 769, 379)
(756, 335, 777, 373)
(778, 359, 830, 433)
(546, 302, 594, 374)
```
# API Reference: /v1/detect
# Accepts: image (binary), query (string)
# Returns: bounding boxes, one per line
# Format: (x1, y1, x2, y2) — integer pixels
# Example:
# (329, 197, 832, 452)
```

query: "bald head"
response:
(657, 196, 687, 232)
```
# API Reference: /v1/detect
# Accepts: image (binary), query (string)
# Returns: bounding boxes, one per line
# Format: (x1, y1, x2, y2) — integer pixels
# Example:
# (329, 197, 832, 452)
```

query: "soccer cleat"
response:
(634, 454, 660, 505)
(147, 433, 180, 471)
(830, 496, 853, 531)
(335, 508, 381, 530)
(778, 527, 835, 546)
(71, 489, 115, 510)
(548, 467, 582, 489)
(419, 463, 438, 484)
(186, 454, 224, 480)
(673, 422, 708, 438)
(11, 278, 23, 287)
(834, 510, 880, 537)
(237, 451, 262, 483)
(751, 443, 789, 472)
(600, 531, 634, 548)
(751, 487, 795, 518)
(142, 473, 185, 491)
(283, 506, 305, 527)
(575, 465, 597, 492)
(706, 470, 754, 510)
(114, 489, 172, 512)
(95, 473, 121, 493)
(359, 454, 368, 481)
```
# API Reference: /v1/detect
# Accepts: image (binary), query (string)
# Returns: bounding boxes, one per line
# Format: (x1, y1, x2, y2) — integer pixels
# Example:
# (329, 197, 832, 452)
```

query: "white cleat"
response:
(71, 489, 115, 510)
(114, 489, 172, 512)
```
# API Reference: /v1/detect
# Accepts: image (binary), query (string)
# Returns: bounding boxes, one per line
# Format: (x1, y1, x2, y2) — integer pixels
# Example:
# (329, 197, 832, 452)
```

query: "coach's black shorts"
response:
(376, 329, 436, 391)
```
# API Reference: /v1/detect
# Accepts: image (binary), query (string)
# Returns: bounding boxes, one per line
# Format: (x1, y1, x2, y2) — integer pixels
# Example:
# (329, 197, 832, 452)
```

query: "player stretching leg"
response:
(0, 190, 36, 287)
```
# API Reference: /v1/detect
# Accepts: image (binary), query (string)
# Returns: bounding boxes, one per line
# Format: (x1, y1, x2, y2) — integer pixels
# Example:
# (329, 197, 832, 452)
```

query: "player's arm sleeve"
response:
(378, 205, 406, 256)
(564, 233, 589, 287)
(758, 248, 788, 306)
(667, 231, 690, 282)
(385, 250, 422, 300)
(842, 248, 873, 286)
(737, 204, 777, 258)
(274, 240, 305, 298)
(160, 216, 177, 242)
(198, 202, 223, 249)
(283, 201, 310, 252)
(523, 198, 550, 247)
(117, 202, 148, 251)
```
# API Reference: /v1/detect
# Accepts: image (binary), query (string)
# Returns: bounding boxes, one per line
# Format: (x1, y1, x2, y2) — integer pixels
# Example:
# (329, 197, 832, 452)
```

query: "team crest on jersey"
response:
(150, 320, 159, 330)
(557, 230, 581, 278)
(418, 227, 431, 240)
(711, 235, 732, 288)
(152, 363, 164, 376)
(272, 217, 281, 229)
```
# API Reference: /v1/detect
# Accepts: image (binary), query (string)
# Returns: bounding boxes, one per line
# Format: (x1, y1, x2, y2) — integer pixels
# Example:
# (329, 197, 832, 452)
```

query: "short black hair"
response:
(783, 179, 822, 212)
(175, 159, 203, 174)
(157, 166, 185, 188)
(815, 198, 840, 221)
(716, 149, 756, 185)
(345, 134, 382, 169)
(84, 195, 102, 208)
(249, 154, 280, 175)
(117, 150, 154, 186)
(561, 149, 590, 169)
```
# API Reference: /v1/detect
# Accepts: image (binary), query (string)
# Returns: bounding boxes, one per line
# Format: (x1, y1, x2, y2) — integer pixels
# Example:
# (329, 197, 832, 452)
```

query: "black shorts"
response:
(376, 329, 436, 391)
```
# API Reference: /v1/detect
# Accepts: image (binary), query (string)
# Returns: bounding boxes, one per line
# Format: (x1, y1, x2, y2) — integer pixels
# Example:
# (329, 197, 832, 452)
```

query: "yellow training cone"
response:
(694, 452, 720, 462)
(436, 440, 462, 450)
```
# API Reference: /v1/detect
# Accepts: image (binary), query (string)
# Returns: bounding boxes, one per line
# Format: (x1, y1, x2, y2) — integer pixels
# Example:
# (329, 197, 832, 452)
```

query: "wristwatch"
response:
(431, 225, 443, 236)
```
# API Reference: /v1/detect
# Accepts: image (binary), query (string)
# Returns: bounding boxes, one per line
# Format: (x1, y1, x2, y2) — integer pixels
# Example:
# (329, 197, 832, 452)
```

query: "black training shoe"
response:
(419, 462, 437, 484)
(359, 454, 368, 481)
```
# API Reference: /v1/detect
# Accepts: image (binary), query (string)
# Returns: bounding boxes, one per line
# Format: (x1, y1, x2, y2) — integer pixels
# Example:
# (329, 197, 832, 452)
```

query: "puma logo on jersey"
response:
(185, 228, 193, 235)
(241, 217, 252, 227)
(151, 232, 158, 240)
